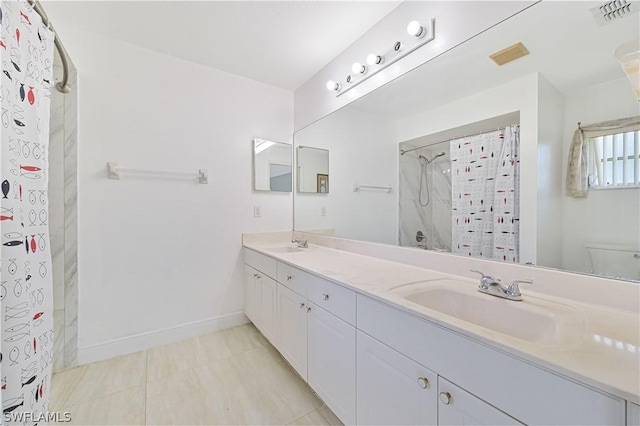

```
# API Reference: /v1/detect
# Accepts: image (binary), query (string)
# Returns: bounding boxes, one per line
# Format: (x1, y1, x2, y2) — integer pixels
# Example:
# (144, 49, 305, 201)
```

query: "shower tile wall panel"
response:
(50, 63, 79, 372)
(63, 67, 79, 370)
(398, 147, 452, 252)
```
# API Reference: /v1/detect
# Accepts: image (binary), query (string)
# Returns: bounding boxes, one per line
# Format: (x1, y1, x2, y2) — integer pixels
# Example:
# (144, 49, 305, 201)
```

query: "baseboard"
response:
(77, 311, 249, 365)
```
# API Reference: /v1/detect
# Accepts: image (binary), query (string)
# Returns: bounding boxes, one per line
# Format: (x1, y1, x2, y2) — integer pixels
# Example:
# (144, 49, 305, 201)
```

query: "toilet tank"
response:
(584, 242, 640, 281)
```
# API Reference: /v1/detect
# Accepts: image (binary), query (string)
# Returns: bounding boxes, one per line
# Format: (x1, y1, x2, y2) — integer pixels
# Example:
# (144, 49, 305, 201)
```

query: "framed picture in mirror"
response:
(317, 174, 329, 193)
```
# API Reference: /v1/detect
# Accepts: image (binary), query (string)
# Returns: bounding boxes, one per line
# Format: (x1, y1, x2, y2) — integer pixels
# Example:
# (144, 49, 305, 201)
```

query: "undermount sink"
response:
(266, 245, 306, 253)
(392, 279, 584, 344)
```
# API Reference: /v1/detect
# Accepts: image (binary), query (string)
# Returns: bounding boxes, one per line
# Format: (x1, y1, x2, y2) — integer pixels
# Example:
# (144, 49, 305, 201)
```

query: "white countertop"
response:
(243, 240, 640, 404)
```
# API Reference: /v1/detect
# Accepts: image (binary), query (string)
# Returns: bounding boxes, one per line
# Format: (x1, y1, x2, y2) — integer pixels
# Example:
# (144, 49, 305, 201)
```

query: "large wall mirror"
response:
(297, 146, 330, 193)
(293, 1, 640, 282)
(253, 138, 292, 192)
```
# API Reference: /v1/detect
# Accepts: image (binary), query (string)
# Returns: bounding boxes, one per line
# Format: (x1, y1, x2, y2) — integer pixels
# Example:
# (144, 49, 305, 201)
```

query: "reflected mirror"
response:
(253, 138, 292, 192)
(294, 1, 640, 282)
(297, 146, 330, 193)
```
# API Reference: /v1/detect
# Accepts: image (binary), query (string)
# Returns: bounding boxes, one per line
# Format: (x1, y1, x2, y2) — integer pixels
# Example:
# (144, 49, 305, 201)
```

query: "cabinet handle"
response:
(439, 392, 452, 405)
(417, 377, 430, 389)
(322, 293, 329, 301)
(299, 302, 305, 309)
(306, 307, 311, 313)
(287, 275, 293, 281)
(253, 273, 258, 278)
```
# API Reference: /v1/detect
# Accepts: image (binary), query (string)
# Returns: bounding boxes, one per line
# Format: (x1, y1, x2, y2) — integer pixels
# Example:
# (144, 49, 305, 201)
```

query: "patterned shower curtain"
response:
(0, 1, 55, 423)
(451, 125, 520, 263)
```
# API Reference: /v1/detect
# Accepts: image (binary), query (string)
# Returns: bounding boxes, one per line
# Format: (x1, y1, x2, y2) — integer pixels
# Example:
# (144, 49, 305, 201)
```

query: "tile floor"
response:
(50, 324, 343, 425)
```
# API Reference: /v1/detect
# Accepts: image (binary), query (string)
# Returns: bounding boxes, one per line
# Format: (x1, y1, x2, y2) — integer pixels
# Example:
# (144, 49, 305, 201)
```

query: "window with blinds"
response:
(588, 129, 640, 189)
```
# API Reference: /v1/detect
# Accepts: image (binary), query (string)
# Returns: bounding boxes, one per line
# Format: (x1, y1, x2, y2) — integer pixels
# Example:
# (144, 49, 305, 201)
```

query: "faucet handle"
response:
(470, 269, 500, 290)
(506, 279, 533, 297)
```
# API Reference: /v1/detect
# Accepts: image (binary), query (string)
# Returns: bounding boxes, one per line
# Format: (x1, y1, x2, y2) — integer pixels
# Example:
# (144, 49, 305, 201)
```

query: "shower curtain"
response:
(0, 1, 55, 423)
(451, 125, 520, 262)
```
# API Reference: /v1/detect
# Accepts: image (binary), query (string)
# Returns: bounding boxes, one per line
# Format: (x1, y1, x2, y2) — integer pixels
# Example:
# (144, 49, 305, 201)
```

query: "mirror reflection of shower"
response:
(399, 142, 452, 253)
(418, 152, 446, 206)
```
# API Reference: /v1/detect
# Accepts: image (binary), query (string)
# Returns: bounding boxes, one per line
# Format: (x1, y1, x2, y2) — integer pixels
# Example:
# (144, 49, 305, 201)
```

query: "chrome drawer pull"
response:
(323, 293, 329, 301)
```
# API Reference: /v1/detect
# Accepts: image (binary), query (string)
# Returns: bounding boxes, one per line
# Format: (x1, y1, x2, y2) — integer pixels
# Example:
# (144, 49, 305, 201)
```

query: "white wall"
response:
(294, 1, 535, 131)
(294, 108, 397, 244)
(51, 26, 294, 362)
(561, 77, 640, 275)
(536, 77, 565, 269)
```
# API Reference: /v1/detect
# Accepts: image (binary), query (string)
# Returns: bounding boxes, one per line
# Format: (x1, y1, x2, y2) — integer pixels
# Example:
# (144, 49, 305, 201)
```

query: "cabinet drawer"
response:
(357, 294, 625, 425)
(277, 262, 307, 297)
(307, 274, 356, 325)
(244, 248, 277, 279)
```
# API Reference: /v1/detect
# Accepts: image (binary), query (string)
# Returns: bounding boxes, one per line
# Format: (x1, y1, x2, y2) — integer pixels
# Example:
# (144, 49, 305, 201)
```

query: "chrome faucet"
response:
(470, 269, 533, 301)
(292, 238, 309, 248)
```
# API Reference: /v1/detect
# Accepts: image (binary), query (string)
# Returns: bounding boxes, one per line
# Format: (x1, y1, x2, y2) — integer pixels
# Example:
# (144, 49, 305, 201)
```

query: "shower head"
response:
(419, 152, 446, 164)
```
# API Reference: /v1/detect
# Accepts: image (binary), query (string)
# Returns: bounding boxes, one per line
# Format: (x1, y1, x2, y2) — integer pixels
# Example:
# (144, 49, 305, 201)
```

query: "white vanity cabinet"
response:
(276, 283, 308, 380)
(244, 247, 631, 426)
(357, 294, 626, 426)
(437, 377, 522, 425)
(244, 265, 278, 345)
(307, 300, 356, 425)
(243, 250, 278, 346)
(629, 402, 640, 426)
(357, 330, 437, 425)
(244, 249, 357, 425)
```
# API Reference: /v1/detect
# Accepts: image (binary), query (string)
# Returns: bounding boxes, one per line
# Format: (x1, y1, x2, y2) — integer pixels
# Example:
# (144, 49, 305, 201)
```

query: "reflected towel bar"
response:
(353, 183, 393, 192)
(107, 162, 208, 184)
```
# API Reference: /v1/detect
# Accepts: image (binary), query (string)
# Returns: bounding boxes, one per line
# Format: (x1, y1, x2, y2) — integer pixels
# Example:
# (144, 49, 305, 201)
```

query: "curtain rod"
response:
(399, 124, 519, 155)
(28, 0, 71, 93)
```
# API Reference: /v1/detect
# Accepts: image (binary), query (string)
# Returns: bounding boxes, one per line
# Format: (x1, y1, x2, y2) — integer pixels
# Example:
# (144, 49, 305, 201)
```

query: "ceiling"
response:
(348, 1, 639, 120)
(42, 1, 401, 91)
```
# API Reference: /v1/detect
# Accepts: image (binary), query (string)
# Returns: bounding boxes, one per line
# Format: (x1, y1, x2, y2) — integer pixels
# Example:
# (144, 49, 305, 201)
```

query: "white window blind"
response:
(588, 129, 640, 188)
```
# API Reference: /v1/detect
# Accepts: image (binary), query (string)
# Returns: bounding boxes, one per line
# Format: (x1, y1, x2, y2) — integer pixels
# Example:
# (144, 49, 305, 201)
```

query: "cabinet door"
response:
(308, 302, 356, 425)
(629, 402, 640, 426)
(276, 284, 307, 380)
(257, 272, 278, 346)
(356, 331, 437, 425)
(438, 377, 523, 425)
(243, 265, 258, 323)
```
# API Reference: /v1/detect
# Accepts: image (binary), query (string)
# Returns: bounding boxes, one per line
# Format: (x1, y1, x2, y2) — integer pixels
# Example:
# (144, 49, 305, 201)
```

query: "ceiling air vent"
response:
(489, 42, 530, 66)
(591, 0, 638, 26)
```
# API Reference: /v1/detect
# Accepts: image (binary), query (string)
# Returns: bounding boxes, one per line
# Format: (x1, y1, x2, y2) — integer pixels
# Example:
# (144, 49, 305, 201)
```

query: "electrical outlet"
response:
(254, 206, 261, 217)
(321, 206, 326, 216)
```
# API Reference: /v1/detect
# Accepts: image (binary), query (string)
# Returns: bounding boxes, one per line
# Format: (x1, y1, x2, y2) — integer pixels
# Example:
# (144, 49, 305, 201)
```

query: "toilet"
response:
(584, 242, 640, 281)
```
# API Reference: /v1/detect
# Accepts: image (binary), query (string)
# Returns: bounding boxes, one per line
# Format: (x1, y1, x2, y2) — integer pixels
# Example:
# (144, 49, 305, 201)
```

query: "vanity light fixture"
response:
(325, 18, 435, 97)
(366, 53, 384, 66)
(326, 80, 341, 92)
(407, 20, 427, 38)
(352, 62, 367, 74)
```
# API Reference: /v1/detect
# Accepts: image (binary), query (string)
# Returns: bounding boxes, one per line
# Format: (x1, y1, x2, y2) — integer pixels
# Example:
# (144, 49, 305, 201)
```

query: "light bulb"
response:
(407, 20, 424, 38)
(351, 62, 366, 74)
(325, 80, 340, 92)
(366, 54, 383, 66)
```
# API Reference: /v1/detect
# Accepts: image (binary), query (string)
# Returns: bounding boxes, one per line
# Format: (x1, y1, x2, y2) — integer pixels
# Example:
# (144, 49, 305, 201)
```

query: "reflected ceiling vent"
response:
(591, 0, 638, 26)
(489, 42, 530, 66)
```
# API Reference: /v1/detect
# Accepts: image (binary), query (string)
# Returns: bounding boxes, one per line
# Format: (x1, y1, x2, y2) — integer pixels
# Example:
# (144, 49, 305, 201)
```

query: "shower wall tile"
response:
(63, 71, 79, 370)
(53, 309, 65, 372)
(51, 62, 79, 372)
(399, 145, 452, 253)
